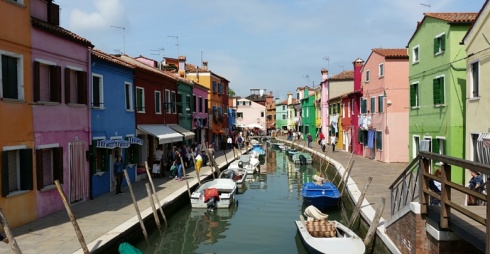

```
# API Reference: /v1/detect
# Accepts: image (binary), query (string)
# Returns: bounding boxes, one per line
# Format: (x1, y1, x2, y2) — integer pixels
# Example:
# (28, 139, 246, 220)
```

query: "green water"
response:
(135, 148, 342, 253)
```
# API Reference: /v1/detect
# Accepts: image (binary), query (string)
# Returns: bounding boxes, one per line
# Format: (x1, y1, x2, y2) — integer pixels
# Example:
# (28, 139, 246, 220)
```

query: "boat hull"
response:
(301, 182, 340, 209)
(190, 179, 237, 209)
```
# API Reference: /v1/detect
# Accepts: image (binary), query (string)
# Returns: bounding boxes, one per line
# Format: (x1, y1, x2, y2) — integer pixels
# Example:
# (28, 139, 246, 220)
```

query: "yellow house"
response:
(315, 86, 322, 134)
(328, 95, 343, 150)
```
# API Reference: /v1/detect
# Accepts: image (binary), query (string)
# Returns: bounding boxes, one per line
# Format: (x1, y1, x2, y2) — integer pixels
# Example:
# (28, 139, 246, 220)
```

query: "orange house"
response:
(0, 0, 37, 227)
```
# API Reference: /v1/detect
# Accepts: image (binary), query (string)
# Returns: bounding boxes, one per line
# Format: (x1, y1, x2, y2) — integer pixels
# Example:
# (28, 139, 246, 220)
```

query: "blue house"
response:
(89, 49, 141, 198)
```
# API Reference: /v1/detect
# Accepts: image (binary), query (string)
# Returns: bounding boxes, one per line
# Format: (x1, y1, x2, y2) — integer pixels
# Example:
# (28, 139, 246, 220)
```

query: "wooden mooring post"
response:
(0, 209, 22, 254)
(146, 183, 161, 233)
(179, 155, 192, 197)
(204, 146, 220, 176)
(123, 169, 149, 246)
(54, 180, 89, 254)
(348, 177, 373, 228)
(188, 148, 201, 185)
(340, 160, 355, 197)
(144, 161, 168, 227)
(364, 197, 385, 248)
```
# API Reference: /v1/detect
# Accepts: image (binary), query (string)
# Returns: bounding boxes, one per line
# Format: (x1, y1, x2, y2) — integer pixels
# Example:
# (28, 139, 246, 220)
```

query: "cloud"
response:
(68, 0, 128, 33)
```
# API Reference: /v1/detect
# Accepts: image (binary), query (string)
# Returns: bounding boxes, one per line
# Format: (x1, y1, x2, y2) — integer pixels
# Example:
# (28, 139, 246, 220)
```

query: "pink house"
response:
(360, 48, 409, 162)
(193, 83, 210, 145)
(31, 0, 93, 217)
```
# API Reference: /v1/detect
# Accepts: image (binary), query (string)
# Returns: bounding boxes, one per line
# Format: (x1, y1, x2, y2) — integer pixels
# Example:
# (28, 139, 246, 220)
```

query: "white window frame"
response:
(171, 91, 177, 114)
(435, 33, 445, 55)
(347, 101, 351, 117)
(434, 74, 446, 107)
(136, 86, 145, 113)
(412, 135, 420, 159)
(165, 89, 171, 113)
(412, 45, 420, 64)
(378, 63, 384, 78)
(92, 73, 104, 109)
(469, 60, 480, 99)
(154, 91, 162, 114)
(365, 70, 370, 83)
(351, 99, 354, 115)
(411, 82, 420, 108)
(125, 82, 134, 111)
(0, 50, 24, 100)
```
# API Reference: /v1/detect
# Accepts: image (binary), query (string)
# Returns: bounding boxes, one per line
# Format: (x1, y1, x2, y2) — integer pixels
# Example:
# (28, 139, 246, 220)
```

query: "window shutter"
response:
(432, 138, 440, 154)
(79, 71, 87, 104)
(33, 61, 40, 102)
(433, 78, 441, 105)
(371, 97, 375, 113)
(378, 96, 384, 113)
(20, 149, 33, 190)
(410, 85, 416, 107)
(434, 38, 439, 54)
(65, 68, 71, 104)
(2, 151, 9, 197)
(376, 131, 382, 150)
(357, 130, 363, 144)
(51, 66, 62, 102)
(53, 147, 63, 184)
(363, 130, 368, 145)
(441, 35, 446, 52)
(36, 149, 44, 190)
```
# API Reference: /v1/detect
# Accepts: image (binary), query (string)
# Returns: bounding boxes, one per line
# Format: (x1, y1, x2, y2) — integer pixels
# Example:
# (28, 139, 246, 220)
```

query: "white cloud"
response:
(68, 0, 128, 33)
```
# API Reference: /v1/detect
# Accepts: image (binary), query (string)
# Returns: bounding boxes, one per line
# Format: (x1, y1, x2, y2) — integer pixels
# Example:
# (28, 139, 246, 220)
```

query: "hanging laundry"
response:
(368, 130, 375, 149)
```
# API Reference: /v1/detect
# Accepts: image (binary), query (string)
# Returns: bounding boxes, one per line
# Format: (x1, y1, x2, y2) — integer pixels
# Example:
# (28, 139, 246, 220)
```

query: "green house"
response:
(301, 87, 317, 140)
(407, 12, 477, 184)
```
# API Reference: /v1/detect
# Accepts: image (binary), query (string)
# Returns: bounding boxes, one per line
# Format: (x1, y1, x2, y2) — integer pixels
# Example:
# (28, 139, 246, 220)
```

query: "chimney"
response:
(321, 68, 328, 82)
(178, 56, 186, 78)
(353, 58, 364, 90)
(269, 91, 273, 96)
(202, 61, 208, 70)
(287, 92, 292, 105)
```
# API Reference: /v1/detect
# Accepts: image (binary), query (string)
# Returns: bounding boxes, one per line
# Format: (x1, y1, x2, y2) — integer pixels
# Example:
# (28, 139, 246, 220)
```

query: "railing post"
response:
(440, 163, 451, 229)
(420, 157, 430, 215)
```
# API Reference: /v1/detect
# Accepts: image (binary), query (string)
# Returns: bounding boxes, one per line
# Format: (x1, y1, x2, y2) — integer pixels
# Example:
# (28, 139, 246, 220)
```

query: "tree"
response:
(228, 88, 236, 97)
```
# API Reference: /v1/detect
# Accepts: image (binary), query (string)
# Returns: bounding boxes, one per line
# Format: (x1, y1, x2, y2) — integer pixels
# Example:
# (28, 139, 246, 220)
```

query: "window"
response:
(177, 93, 182, 114)
(218, 83, 222, 94)
(136, 87, 145, 113)
(282, 105, 286, 110)
(297, 93, 300, 100)
(165, 90, 171, 113)
(92, 74, 103, 108)
(412, 45, 420, 64)
(237, 112, 243, 118)
(376, 131, 382, 150)
(171, 91, 176, 113)
(261, 112, 265, 117)
(378, 95, 384, 113)
(410, 82, 419, 108)
(365, 70, 370, 83)
(342, 103, 345, 117)
(347, 102, 351, 117)
(93, 141, 109, 173)
(434, 33, 445, 55)
(36, 146, 63, 190)
(413, 136, 420, 159)
(212, 81, 217, 92)
(470, 61, 479, 98)
(351, 99, 354, 115)
(186, 95, 191, 113)
(33, 60, 61, 103)
(64, 67, 87, 104)
(360, 98, 367, 114)
(433, 137, 446, 165)
(370, 97, 375, 113)
(192, 95, 196, 112)
(198, 97, 203, 112)
(433, 76, 445, 106)
(125, 82, 133, 111)
(2, 148, 33, 196)
(155, 91, 161, 114)
(1, 52, 24, 100)
(204, 99, 208, 113)
(282, 114, 286, 119)
(378, 63, 384, 78)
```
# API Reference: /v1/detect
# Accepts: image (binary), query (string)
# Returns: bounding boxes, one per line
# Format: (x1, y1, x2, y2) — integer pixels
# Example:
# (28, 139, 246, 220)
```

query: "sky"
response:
(55, 0, 486, 100)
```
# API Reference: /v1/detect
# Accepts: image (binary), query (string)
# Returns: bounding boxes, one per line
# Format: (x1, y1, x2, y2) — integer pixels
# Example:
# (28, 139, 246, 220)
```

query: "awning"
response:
(113, 140, 130, 148)
(96, 139, 116, 149)
(477, 133, 490, 164)
(137, 124, 183, 144)
(127, 136, 143, 145)
(167, 124, 195, 140)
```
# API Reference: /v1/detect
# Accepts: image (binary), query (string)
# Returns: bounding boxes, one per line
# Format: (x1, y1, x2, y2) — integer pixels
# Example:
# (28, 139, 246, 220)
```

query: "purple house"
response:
(31, 0, 93, 218)
(192, 83, 209, 145)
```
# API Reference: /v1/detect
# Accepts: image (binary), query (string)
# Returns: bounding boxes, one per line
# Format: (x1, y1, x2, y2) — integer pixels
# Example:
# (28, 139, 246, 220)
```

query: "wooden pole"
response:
(0, 209, 22, 254)
(340, 160, 355, 196)
(204, 146, 220, 176)
(144, 161, 168, 227)
(364, 197, 385, 248)
(337, 158, 354, 189)
(54, 180, 89, 254)
(188, 148, 201, 185)
(223, 148, 229, 164)
(348, 177, 373, 228)
(146, 183, 161, 233)
(179, 155, 192, 197)
(123, 169, 149, 246)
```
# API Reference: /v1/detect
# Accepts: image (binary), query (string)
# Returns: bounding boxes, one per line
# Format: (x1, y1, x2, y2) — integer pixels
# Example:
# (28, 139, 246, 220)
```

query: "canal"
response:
(133, 146, 342, 253)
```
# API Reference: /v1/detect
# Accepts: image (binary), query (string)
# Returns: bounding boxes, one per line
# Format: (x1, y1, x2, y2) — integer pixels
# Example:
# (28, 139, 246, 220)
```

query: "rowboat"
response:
(218, 167, 247, 189)
(301, 181, 341, 209)
(190, 179, 237, 209)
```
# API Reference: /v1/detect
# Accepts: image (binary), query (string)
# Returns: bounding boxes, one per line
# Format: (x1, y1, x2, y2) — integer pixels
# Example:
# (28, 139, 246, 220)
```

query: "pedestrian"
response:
(321, 137, 327, 152)
(174, 151, 183, 182)
(319, 132, 325, 145)
(297, 131, 301, 140)
(195, 152, 203, 175)
(330, 135, 336, 152)
(227, 136, 233, 150)
(153, 145, 163, 177)
(114, 155, 125, 194)
(307, 133, 313, 148)
(467, 170, 484, 205)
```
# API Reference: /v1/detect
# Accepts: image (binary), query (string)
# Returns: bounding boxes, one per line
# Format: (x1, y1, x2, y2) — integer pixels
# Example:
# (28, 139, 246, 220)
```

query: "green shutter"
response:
(376, 131, 382, 150)
(410, 85, 416, 107)
(371, 97, 375, 113)
(363, 130, 368, 145)
(2, 151, 9, 197)
(358, 129, 363, 144)
(432, 138, 440, 154)
(441, 35, 446, 52)
(20, 149, 33, 190)
(434, 37, 439, 54)
(378, 96, 384, 113)
(337, 103, 340, 114)
(433, 78, 441, 105)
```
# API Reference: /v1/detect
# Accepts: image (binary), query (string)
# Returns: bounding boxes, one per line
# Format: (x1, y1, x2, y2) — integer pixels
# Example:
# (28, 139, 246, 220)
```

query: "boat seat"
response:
(239, 155, 251, 163)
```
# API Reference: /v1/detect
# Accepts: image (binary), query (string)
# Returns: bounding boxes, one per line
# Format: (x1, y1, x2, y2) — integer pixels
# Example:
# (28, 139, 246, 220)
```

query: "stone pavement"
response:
(6, 148, 243, 254)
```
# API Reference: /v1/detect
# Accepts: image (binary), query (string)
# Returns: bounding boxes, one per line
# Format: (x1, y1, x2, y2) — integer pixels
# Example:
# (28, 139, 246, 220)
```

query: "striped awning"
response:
(477, 133, 490, 164)
(96, 139, 116, 149)
(113, 140, 131, 148)
(127, 136, 143, 145)
(420, 140, 430, 152)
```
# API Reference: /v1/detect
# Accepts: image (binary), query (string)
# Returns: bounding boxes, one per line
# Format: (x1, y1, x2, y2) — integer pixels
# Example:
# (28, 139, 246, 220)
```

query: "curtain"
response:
(70, 141, 88, 202)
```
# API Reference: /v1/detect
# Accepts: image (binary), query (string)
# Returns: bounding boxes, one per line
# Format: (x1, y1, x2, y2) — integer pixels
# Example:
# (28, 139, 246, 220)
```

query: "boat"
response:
(218, 167, 247, 189)
(229, 154, 260, 174)
(286, 148, 299, 157)
(295, 206, 365, 254)
(301, 181, 341, 209)
(292, 152, 313, 164)
(190, 178, 237, 209)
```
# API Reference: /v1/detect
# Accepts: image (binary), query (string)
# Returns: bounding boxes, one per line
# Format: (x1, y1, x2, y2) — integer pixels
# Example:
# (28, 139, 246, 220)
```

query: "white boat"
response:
(228, 154, 260, 175)
(190, 178, 237, 209)
(218, 167, 247, 188)
(295, 206, 365, 254)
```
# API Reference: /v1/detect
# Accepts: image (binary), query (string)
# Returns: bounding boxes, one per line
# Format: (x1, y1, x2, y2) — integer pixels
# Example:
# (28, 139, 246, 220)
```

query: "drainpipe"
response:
(87, 46, 93, 200)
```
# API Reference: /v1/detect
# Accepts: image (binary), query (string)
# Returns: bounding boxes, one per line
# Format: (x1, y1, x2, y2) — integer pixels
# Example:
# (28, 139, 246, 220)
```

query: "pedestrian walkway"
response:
(8, 148, 243, 254)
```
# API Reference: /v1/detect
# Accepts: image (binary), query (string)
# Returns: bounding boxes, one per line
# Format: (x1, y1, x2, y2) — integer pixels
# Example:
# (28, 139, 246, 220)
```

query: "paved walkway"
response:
(8, 148, 244, 254)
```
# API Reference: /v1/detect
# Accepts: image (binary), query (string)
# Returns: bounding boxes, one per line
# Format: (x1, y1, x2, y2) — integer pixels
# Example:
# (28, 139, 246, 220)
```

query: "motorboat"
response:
(301, 181, 341, 209)
(218, 167, 247, 189)
(190, 179, 237, 209)
(295, 206, 365, 254)
(229, 154, 260, 174)
(292, 152, 313, 164)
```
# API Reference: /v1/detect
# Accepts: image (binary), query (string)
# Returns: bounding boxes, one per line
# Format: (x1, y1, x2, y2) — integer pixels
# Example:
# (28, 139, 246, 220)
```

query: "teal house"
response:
(275, 99, 288, 132)
(301, 87, 317, 140)
(175, 77, 195, 144)
(407, 12, 477, 184)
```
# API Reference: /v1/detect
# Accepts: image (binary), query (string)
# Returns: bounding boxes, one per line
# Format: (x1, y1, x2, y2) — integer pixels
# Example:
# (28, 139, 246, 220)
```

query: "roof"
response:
(118, 54, 177, 81)
(371, 48, 408, 59)
(407, 12, 478, 46)
(31, 17, 93, 47)
(276, 98, 298, 105)
(329, 70, 354, 81)
(462, 0, 490, 44)
(92, 49, 134, 69)
(185, 63, 230, 82)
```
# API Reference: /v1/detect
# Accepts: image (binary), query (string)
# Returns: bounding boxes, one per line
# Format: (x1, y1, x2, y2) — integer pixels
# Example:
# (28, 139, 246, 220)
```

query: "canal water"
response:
(134, 147, 342, 253)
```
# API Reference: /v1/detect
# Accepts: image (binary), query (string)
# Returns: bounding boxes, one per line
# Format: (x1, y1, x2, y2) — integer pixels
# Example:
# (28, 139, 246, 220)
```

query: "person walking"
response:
(307, 133, 313, 148)
(330, 135, 337, 152)
(114, 155, 125, 194)
(175, 151, 183, 182)
(227, 136, 233, 150)
(321, 137, 327, 152)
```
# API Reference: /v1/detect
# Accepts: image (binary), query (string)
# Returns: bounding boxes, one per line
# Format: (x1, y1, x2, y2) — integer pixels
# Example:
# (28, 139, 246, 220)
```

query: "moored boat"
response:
(292, 152, 313, 164)
(301, 181, 341, 209)
(218, 167, 247, 188)
(229, 154, 260, 174)
(190, 178, 237, 209)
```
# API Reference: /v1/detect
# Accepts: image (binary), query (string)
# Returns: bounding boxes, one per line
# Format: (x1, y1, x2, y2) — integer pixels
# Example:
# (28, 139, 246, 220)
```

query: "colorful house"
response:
(463, 1, 490, 182)
(300, 87, 317, 140)
(265, 91, 276, 135)
(0, 0, 36, 228)
(360, 49, 409, 163)
(193, 83, 210, 145)
(328, 70, 354, 151)
(346, 59, 364, 155)
(320, 69, 330, 139)
(90, 49, 139, 198)
(31, 0, 94, 219)
(275, 99, 288, 132)
(314, 86, 322, 136)
(407, 12, 477, 184)
(172, 57, 195, 144)
(235, 98, 266, 131)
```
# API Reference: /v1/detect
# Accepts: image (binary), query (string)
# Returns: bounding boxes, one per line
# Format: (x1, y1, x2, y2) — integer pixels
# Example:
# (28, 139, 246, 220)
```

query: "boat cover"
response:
(204, 188, 219, 202)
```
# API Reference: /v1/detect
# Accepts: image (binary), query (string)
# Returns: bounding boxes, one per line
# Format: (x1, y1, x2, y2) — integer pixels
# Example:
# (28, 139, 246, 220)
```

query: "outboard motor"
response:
(299, 154, 307, 165)
(207, 197, 217, 210)
(238, 161, 244, 168)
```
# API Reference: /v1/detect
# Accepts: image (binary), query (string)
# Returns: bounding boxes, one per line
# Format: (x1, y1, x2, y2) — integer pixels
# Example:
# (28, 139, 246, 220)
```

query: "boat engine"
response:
(299, 154, 307, 165)
(238, 161, 244, 168)
(207, 197, 217, 210)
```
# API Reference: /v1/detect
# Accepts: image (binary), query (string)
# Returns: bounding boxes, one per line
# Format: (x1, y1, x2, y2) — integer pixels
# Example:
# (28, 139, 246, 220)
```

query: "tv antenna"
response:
(322, 56, 330, 68)
(168, 35, 180, 56)
(303, 74, 310, 86)
(110, 25, 126, 53)
(420, 3, 431, 11)
(150, 48, 165, 56)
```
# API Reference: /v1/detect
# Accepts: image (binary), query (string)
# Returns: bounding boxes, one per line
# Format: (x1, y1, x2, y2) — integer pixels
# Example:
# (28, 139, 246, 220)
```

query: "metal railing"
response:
(389, 156, 420, 216)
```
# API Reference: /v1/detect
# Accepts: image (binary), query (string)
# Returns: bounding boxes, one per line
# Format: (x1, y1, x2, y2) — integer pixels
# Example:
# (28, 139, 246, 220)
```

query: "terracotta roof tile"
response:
(330, 70, 354, 80)
(424, 12, 478, 23)
(92, 49, 134, 69)
(372, 48, 408, 58)
(31, 17, 93, 47)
